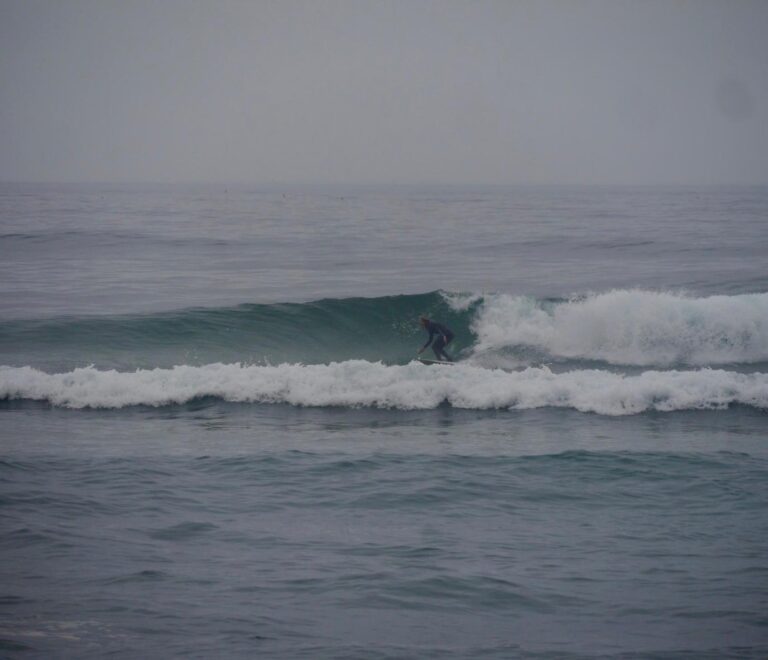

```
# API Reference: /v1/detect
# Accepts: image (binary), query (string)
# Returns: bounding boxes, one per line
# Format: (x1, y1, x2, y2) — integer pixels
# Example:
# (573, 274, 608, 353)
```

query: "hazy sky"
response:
(1, 0, 766, 185)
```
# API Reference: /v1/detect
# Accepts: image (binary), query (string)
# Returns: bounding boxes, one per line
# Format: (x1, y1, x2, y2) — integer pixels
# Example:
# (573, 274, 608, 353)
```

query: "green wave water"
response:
(0, 291, 479, 370)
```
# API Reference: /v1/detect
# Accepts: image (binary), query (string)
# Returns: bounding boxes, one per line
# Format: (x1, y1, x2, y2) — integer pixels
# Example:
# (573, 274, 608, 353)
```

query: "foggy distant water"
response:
(1, 184, 767, 659)
(2, 184, 766, 319)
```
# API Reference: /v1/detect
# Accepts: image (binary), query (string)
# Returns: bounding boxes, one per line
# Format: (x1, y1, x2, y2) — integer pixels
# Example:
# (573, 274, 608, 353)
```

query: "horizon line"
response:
(2, 179, 767, 188)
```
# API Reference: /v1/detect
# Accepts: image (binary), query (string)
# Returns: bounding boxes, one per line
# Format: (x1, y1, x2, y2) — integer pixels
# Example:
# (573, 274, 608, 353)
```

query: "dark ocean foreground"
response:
(2, 403, 767, 659)
(1, 184, 767, 658)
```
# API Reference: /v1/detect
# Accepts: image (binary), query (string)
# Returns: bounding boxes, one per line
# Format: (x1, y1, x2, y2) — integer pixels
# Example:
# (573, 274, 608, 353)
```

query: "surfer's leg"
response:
(432, 337, 446, 361)
(432, 338, 452, 362)
(440, 337, 454, 362)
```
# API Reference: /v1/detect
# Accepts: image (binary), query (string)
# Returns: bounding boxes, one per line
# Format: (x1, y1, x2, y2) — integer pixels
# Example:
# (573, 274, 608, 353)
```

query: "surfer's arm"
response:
(419, 329, 435, 352)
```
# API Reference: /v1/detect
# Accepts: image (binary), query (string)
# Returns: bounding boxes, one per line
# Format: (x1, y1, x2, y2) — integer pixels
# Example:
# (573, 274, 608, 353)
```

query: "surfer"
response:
(417, 316, 454, 362)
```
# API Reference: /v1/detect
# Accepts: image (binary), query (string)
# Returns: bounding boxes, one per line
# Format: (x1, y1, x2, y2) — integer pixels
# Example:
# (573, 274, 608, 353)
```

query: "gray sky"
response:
(1, 0, 767, 185)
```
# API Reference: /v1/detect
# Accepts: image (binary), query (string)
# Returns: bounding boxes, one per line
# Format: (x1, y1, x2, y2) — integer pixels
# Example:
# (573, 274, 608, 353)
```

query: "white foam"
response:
(1, 361, 766, 415)
(441, 291, 484, 311)
(470, 290, 768, 366)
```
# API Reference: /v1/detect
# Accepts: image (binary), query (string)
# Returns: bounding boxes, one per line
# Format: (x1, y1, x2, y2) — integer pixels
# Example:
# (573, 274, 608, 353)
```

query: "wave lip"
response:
(1, 362, 766, 416)
(469, 290, 768, 367)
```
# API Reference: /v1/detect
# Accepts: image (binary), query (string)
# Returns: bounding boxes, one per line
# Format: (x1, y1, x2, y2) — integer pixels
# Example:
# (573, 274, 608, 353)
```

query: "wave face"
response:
(2, 362, 767, 415)
(2, 289, 768, 413)
(0, 292, 475, 370)
(464, 290, 768, 367)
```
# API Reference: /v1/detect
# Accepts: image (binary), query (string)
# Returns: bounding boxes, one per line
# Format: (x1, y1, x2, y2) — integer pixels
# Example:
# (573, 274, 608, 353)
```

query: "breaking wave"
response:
(464, 290, 768, 367)
(3, 290, 768, 370)
(1, 362, 766, 416)
(2, 289, 767, 414)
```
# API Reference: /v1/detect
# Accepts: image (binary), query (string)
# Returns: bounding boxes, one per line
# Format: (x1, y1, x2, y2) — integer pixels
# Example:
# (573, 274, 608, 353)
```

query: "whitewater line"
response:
(1, 361, 767, 415)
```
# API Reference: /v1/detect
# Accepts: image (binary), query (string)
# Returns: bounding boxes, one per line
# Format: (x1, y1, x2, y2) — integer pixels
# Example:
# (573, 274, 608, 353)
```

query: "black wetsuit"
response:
(421, 320, 454, 361)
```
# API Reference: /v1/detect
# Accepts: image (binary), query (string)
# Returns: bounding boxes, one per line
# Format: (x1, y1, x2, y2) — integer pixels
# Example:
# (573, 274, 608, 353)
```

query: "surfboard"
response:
(417, 358, 454, 366)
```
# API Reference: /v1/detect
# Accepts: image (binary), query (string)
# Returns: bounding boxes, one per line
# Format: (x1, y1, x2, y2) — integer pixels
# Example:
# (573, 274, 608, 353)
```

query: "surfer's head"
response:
(419, 316, 429, 327)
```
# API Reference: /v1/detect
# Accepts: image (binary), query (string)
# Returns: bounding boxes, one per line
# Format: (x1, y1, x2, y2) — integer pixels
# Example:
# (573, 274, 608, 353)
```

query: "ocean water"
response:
(1, 183, 767, 659)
